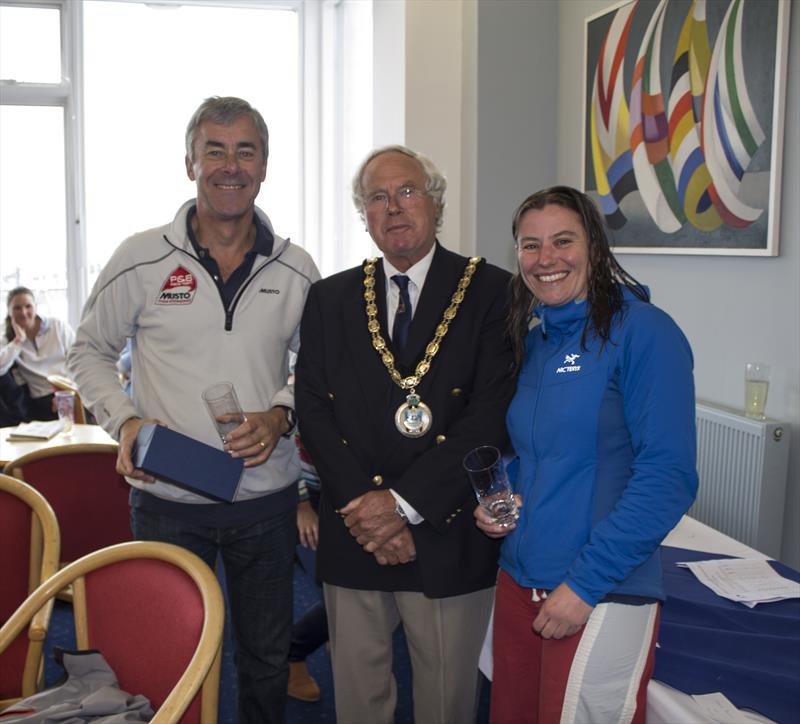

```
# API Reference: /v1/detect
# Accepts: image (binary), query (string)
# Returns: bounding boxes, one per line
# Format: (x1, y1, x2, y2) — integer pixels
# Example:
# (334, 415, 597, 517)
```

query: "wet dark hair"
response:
(5, 286, 35, 341)
(507, 186, 648, 371)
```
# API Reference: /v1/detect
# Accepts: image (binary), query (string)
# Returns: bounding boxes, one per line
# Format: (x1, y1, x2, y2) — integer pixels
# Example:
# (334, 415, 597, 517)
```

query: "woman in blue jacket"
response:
(476, 186, 697, 724)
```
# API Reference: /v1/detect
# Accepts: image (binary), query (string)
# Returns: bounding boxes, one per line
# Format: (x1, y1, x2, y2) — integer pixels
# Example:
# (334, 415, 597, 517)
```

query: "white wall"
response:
(475, 0, 559, 269)
(399, 0, 799, 566)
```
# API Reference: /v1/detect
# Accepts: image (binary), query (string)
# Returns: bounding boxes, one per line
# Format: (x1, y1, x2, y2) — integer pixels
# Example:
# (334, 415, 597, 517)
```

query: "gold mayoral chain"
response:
(363, 256, 482, 438)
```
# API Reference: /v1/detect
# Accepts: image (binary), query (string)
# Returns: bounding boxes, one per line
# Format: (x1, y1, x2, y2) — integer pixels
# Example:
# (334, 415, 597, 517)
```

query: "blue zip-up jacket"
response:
(500, 288, 698, 606)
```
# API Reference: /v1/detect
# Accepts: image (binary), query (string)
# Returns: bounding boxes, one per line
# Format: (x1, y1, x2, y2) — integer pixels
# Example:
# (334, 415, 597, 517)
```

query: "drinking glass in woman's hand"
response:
(463, 445, 519, 527)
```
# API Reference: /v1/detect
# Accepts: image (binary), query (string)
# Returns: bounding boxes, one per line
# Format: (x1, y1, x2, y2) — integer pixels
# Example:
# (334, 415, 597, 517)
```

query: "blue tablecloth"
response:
(656, 546, 800, 723)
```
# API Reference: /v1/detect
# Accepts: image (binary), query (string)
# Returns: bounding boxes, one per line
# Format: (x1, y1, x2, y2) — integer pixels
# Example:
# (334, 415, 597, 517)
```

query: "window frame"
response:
(1, 0, 86, 323)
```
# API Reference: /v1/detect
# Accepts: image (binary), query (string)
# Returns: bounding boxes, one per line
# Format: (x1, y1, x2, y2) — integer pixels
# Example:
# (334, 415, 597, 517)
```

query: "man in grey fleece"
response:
(68, 96, 320, 724)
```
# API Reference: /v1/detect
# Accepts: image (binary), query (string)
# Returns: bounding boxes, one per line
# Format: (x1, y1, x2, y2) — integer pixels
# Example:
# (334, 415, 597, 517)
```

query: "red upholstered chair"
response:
(0, 541, 224, 723)
(0, 473, 60, 708)
(4, 443, 131, 572)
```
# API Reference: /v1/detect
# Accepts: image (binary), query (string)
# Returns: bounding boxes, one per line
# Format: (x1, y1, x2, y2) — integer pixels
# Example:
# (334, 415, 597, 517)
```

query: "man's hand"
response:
(225, 407, 289, 467)
(532, 583, 593, 640)
(297, 500, 319, 550)
(474, 494, 522, 538)
(373, 527, 417, 566)
(341, 490, 406, 552)
(117, 416, 161, 482)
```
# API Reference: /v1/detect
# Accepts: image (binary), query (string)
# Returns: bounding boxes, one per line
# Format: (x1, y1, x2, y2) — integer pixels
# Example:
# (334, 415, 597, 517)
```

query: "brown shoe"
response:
(288, 660, 321, 702)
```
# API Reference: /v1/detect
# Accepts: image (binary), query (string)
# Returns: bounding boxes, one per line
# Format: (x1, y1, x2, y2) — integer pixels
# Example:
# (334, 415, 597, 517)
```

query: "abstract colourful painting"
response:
(582, 0, 790, 255)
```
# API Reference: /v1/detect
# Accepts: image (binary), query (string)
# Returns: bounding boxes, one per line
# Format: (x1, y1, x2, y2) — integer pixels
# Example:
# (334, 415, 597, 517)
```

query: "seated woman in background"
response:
(475, 186, 698, 724)
(0, 286, 75, 421)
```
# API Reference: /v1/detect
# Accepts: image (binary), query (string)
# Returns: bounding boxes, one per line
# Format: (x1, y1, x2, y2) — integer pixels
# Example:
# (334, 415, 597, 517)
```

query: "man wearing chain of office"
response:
(295, 145, 515, 724)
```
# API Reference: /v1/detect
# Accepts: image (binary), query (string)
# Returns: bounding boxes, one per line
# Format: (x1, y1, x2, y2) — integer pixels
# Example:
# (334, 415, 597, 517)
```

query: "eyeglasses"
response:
(364, 185, 428, 211)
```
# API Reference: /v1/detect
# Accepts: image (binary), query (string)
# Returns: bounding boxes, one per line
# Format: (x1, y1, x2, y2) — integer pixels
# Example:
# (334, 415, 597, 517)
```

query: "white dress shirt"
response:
(381, 244, 437, 525)
(382, 244, 435, 338)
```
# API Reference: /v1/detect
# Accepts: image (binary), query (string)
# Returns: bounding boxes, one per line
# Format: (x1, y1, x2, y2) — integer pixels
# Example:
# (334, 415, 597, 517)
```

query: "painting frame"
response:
(581, 0, 791, 256)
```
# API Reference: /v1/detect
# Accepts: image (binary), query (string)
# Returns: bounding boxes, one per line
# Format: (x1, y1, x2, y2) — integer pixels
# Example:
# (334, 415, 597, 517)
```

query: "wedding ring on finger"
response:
(259, 440, 267, 449)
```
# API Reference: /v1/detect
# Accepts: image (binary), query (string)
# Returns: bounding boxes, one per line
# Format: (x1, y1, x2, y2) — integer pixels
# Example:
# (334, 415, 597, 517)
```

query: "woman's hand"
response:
(297, 500, 319, 550)
(532, 582, 593, 639)
(11, 319, 26, 344)
(473, 494, 522, 538)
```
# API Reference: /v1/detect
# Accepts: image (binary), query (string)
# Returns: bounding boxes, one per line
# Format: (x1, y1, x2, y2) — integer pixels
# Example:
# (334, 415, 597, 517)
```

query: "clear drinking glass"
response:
(744, 362, 770, 420)
(202, 382, 246, 443)
(54, 390, 75, 434)
(463, 445, 518, 526)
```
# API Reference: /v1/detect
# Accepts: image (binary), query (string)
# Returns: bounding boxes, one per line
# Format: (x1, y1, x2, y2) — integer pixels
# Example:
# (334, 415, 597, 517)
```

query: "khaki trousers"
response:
(324, 583, 494, 724)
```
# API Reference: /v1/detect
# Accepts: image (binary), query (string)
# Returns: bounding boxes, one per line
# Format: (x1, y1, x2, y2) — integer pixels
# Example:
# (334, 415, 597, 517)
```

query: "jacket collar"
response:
(168, 199, 285, 259)
(533, 285, 650, 338)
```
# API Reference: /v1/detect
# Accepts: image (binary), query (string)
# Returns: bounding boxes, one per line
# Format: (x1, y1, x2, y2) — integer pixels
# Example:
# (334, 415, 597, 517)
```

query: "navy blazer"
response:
(295, 243, 515, 598)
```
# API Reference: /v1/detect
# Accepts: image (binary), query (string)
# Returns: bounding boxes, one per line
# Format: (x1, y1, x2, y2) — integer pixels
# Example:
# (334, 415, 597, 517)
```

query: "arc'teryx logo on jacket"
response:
(556, 353, 581, 373)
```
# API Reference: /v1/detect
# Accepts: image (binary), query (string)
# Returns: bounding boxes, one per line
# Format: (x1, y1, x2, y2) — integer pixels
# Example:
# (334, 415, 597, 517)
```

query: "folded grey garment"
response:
(0, 649, 154, 723)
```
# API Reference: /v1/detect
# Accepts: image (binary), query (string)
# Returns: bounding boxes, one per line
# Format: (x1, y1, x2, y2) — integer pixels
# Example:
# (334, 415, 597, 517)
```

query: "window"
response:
(0, 0, 374, 328)
(0, 4, 61, 83)
(0, 105, 69, 321)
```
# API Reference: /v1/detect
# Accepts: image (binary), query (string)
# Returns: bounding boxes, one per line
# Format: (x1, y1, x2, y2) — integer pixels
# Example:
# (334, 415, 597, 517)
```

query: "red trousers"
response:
(490, 569, 659, 724)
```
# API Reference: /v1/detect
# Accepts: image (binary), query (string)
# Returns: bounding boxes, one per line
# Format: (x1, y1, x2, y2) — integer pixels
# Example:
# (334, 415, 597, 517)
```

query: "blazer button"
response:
(328, 392, 335, 400)
(372, 475, 383, 486)
(436, 434, 446, 445)
(341, 438, 348, 446)
(450, 388, 462, 397)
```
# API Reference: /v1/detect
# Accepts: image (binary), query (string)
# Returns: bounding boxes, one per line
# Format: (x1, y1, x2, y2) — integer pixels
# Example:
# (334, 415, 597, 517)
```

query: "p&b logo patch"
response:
(156, 266, 197, 305)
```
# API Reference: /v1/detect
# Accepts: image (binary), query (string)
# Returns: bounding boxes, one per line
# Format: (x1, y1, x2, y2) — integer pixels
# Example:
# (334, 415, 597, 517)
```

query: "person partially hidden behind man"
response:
(68, 96, 320, 724)
(295, 145, 515, 724)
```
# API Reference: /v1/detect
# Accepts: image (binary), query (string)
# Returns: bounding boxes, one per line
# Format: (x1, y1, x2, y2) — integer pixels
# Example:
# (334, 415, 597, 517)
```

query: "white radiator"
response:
(691, 400, 790, 558)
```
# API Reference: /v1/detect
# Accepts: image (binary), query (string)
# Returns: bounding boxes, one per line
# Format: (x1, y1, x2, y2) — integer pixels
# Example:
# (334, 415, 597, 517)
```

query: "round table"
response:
(0, 423, 117, 468)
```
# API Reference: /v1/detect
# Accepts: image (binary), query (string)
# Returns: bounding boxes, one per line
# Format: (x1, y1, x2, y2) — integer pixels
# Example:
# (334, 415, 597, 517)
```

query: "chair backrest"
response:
(0, 474, 60, 707)
(0, 541, 224, 723)
(45, 374, 86, 424)
(4, 443, 132, 564)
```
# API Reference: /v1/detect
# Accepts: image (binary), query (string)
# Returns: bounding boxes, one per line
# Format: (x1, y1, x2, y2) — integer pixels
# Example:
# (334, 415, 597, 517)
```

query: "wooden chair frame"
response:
(45, 374, 86, 424)
(0, 541, 224, 723)
(0, 473, 60, 709)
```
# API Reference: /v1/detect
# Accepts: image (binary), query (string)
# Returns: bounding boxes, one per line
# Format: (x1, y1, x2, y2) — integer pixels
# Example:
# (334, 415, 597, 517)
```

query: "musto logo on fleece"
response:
(157, 266, 197, 305)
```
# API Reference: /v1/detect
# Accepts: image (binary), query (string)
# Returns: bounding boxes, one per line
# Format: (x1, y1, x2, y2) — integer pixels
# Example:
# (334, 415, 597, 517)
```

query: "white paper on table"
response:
(692, 693, 775, 723)
(677, 558, 800, 605)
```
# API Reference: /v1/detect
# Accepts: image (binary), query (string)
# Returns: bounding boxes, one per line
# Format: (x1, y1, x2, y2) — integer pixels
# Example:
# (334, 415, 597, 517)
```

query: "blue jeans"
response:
(131, 505, 295, 724)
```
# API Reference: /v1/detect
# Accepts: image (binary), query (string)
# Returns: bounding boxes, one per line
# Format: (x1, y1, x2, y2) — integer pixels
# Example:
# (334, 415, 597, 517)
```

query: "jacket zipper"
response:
(514, 336, 562, 568)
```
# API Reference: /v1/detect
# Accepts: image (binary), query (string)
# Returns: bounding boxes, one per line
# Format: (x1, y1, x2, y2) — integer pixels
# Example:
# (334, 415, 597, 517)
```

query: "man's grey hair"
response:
(351, 145, 447, 230)
(185, 96, 270, 162)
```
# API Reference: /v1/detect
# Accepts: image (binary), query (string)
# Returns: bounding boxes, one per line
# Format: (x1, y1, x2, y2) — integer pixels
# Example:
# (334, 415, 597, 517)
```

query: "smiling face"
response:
(361, 151, 438, 272)
(516, 204, 590, 307)
(185, 115, 267, 223)
(8, 292, 37, 332)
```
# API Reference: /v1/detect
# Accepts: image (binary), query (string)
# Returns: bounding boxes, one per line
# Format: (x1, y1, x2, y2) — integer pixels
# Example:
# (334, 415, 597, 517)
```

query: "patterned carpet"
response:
(43, 548, 490, 723)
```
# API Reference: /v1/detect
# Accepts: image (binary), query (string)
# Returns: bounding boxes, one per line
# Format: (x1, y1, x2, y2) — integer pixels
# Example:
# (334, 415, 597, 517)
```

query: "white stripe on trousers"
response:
(560, 601, 659, 724)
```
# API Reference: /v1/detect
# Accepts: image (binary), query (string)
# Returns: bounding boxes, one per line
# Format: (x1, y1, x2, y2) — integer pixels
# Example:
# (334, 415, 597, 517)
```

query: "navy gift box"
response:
(133, 423, 244, 503)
